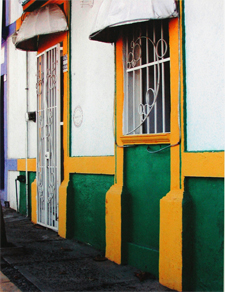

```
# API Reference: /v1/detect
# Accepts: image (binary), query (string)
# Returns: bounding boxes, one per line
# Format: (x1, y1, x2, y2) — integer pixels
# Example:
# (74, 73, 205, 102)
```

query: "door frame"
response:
(36, 44, 61, 231)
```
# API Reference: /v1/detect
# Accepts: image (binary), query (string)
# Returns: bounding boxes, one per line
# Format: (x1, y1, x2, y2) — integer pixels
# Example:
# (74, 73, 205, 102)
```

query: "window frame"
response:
(123, 20, 171, 138)
(116, 18, 179, 146)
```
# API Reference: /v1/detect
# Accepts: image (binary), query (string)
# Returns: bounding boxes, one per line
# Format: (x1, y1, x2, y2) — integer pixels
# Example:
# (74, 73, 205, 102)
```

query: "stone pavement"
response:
(0, 208, 175, 292)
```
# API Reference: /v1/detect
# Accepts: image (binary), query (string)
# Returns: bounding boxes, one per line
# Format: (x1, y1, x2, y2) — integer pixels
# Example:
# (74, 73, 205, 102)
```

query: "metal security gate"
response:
(36, 44, 61, 231)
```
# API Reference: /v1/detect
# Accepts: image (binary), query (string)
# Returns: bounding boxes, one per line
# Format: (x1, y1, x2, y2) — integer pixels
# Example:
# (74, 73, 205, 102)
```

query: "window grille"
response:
(123, 20, 171, 135)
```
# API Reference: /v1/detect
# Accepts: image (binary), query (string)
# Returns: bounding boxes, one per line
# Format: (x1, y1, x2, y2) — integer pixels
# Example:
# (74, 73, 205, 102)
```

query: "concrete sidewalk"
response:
(1, 208, 174, 292)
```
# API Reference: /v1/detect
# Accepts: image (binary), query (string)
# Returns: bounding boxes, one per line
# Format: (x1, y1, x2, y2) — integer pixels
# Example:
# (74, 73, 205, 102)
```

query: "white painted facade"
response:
(7, 34, 37, 208)
(1, 47, 4, 65)
(27, 52, 37, 159)
(71, 0, 115, 157)
(185, 0, 225, 151)
(9, 0, 23, 25)
(7, 171, 20, 210)
(7, 37, 37, 159)
(7, 36, 27, 159)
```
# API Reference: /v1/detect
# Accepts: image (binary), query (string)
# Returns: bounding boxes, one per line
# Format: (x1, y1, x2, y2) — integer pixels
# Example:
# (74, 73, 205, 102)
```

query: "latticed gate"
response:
(36, 44, 61, 231)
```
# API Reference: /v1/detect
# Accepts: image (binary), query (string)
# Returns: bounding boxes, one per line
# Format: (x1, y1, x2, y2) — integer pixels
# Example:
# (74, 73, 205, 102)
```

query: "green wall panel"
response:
(127, 243, 159, 276)
(183, 177, 224, 291)
(19, 172, 36, 218)
(122, 145, 170, 277)
(67, 173, 114, 251)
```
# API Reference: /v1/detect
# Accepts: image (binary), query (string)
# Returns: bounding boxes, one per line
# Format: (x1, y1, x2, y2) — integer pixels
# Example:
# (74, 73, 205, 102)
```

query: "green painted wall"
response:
(183, 177, 224, 292)
(122, 145, 170, 277)
(19, 172, 36, 218)
(67, 173, 114, 251)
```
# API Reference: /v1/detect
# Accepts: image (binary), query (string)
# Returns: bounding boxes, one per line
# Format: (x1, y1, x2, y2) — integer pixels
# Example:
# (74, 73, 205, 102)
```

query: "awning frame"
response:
(14, 3, 68, 51)
(89, 0, 178, 43)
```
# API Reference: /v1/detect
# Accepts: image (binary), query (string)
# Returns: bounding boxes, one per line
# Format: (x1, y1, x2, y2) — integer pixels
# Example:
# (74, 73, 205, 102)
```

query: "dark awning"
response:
(89, 0, 178, 43)
(14, 4, 68, 51)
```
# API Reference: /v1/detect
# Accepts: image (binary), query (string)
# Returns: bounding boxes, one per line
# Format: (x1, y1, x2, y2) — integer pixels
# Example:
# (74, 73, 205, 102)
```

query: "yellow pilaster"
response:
(58, 179, 69, 238)
(31, 179, 37, 224)
(105, 184, 122, 263)
(159, 16, 183, 292)
(105, 38, 124, 264)
(159, 190, 183, 291)
(58, 21, 70, 238)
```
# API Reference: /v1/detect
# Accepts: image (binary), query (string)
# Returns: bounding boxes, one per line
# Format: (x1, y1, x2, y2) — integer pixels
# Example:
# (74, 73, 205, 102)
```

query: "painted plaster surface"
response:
(185, 0, 224, 151)
(19, 171, 36, 217)
(8, 39, 36, 159)
(159, 190, 183, 292)
(9, 1, 23, 25)
(67, 173, 114, 251)
(27, 52, 37, 158)
(8, 37, 26, 158)
(71, 0, 115, 156)
(122, 145, 170, 276)
(7, 171, 20, 210)
(183, 177, 224, 291)
(1, 47, 4, 65)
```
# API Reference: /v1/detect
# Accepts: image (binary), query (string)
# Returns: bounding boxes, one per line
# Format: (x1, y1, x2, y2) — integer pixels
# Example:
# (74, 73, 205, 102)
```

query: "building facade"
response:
(1, 0, 224, 291)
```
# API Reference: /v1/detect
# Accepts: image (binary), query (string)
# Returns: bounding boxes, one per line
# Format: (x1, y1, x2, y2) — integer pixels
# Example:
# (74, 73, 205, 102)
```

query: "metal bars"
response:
(36, 44, 60, 231)
(124, 20, 171, 135)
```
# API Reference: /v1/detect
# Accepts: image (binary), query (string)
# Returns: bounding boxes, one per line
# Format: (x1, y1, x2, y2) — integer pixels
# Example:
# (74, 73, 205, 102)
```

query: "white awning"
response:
(89, 0, 178, 43)
(14, 4, 68, 51)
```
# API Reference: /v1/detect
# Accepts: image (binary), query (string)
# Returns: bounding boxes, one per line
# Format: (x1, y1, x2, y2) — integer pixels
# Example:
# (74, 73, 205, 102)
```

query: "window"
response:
(123, 20, 171, 136)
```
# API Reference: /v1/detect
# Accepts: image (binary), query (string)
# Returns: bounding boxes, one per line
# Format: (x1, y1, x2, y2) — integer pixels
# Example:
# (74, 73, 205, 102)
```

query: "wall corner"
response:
(31, 178, 37, 224)
(105, 183, 122, 264)
(58, 179, 69, 238)
(159, 189, 183, 292)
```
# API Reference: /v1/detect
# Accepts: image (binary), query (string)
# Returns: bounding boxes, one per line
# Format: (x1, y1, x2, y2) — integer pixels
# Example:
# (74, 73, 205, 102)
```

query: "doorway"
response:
(36, 44, 61, 231)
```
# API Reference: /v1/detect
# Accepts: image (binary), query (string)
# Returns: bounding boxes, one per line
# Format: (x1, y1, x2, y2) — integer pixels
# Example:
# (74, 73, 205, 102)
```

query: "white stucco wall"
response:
(27, 52, 37, 159)
(8, 171, 20, 211)
(8, 37, 27, 159)
(8, 38, 37, 159)
(185, 0, 224, 151)
(9, 0, 23, 25)
(1, 47, 4, 65)
(71, 0, 115, 156)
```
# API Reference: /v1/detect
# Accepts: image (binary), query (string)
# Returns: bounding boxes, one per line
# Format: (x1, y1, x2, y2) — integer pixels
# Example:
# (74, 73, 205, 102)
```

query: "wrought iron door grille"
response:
(36, 45, 60, 231)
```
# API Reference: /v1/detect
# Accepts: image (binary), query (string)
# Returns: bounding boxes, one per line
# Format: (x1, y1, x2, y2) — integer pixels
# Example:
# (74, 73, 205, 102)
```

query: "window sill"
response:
(120, 133, 170, 145)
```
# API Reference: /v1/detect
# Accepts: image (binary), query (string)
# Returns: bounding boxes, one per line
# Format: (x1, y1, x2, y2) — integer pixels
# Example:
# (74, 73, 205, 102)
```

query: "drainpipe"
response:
(25, 51, 29, 217)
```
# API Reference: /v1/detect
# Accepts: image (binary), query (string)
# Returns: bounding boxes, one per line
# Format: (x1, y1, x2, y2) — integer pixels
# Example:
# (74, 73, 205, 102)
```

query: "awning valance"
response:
(89, 0, 178, 43)
(14, 4, 68, 51)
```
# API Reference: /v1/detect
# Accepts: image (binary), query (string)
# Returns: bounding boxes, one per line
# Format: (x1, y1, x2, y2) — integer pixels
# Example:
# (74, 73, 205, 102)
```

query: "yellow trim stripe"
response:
(17, 157, 115, 175)
(182, 152, 224, 178)
(169, 17, 181, 190)
(115, 38, 124, 186)
(121, 133, 170, 145)
(65, 156, 115, 175)
(17, 159, 36, 172)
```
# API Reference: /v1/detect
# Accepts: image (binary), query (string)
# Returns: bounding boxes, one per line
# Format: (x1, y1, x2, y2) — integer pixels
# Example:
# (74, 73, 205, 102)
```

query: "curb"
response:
(0, 271, 22, 292)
